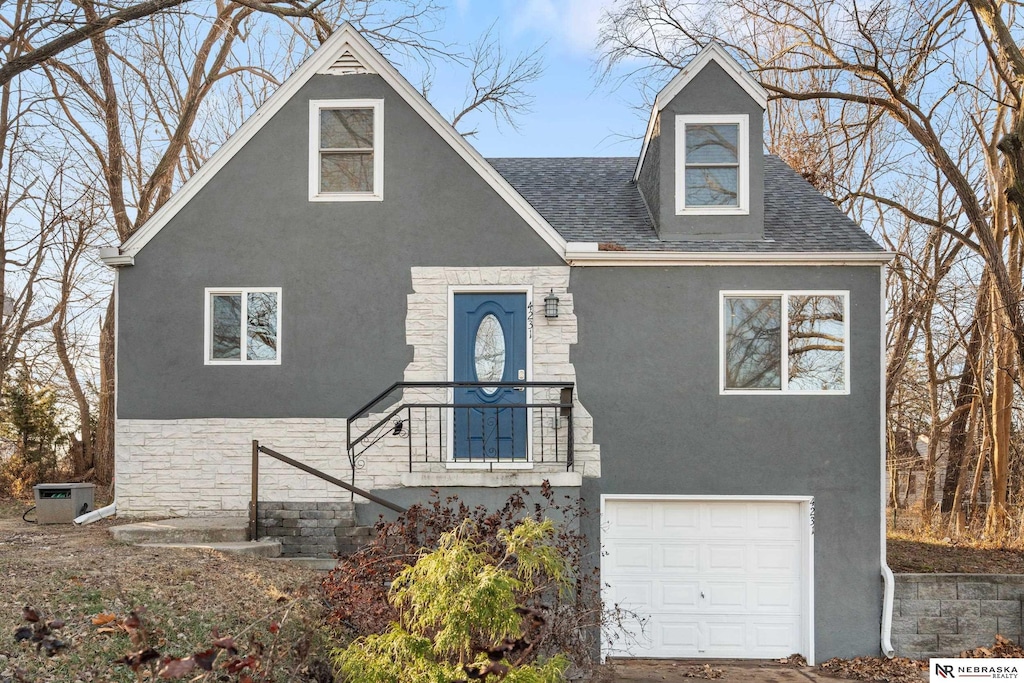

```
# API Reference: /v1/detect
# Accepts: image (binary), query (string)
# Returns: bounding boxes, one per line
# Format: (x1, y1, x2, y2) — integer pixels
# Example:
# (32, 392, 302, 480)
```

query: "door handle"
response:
(514, 369, 526, 390)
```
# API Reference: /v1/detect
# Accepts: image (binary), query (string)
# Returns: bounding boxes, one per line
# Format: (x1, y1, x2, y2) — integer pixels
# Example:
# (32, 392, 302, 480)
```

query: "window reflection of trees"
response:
(725, 294, 846, 391)
(686, 124, 739, 206)
(246, 292, 278, 361)
(787, 295, 844, 390)
(474, 314, 506, 393)
(320, 108, 374, 193)
(212, 295, 241, 359)
(725, 297, 782, 389)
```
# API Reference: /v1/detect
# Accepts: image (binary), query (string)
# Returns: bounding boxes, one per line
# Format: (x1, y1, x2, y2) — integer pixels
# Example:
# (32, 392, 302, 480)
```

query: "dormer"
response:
(634, 43, 768, 241)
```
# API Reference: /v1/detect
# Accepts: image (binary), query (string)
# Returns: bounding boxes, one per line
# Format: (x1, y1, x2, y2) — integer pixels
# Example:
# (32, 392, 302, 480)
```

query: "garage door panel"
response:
(751, 581, 801, 612)
(704, 543, 747, 572)
(753, 543, 801, 574)
(662, 544, 699, 571)
(751, 618, 802, 651)
(606, 505, 655, 536)
(603, 499, 808, 660)
(754, 505, 802, 539)
(662, 504, 700, 533)
(707, 503, 749, 536)
(607, 543, 654, 571)
(704, 581, 747, 610)
(660, 582, 700, 609)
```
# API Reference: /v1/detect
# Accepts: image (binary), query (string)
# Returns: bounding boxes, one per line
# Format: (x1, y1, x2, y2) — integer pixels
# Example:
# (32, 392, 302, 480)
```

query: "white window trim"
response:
(719, 290, 850, 395)
(308, 99, 384, 202)
(599, 494, 815, 665)
(446, 285, 534, 468)
(675, 114, 749, 216)
(204, 287, 282, 365)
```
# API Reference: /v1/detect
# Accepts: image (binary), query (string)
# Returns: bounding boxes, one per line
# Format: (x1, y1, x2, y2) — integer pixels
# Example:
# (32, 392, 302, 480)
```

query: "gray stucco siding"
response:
(117, 74, 563, 419)
(656, 61, 765, 240)
(569, 264, 883, 660)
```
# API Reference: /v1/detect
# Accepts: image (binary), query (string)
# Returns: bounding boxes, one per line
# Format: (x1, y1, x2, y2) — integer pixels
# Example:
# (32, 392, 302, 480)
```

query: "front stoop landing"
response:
(109, 516, 281, 558)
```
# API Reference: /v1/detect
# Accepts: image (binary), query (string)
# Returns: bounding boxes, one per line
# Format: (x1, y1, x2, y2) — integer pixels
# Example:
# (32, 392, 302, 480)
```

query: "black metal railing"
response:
(346, 381, 575, 475)
(248, 440, 406, 541)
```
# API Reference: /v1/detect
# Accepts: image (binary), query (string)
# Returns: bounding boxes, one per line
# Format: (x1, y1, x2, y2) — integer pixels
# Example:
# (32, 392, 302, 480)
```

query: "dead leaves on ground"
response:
(12, 605, 67, 656)
(959, 634, 1024, 658)
(818, 656, 927, 682)
(99, 608, 267, 680)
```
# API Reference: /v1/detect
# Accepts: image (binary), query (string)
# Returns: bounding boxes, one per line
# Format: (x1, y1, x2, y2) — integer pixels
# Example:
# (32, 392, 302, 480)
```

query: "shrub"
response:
(332, 518, 570, 682)
(323, 485, 606, 678)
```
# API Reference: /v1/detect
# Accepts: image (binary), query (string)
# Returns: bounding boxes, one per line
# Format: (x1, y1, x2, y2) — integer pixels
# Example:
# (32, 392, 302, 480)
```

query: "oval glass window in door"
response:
(474, 314, 506, 394)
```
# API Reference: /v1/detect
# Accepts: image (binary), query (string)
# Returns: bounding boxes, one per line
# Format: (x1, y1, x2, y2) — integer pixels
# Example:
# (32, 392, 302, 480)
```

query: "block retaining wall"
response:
(256, 501, 372, 558)
(893, 574, 1024, 659)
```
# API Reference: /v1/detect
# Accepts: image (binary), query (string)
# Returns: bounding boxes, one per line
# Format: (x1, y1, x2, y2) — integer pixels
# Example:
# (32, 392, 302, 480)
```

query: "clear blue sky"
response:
(408, 0, 650, 158)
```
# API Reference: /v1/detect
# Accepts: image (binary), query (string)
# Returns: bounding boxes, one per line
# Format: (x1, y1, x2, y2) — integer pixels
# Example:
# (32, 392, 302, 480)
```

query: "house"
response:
(99, 24, 894, 663)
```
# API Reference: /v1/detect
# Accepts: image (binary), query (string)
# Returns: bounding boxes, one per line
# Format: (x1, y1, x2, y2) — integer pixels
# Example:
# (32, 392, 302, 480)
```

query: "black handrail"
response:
(345, 381, 575, 477)
(346, 381, 575, 451)
(249, 440, 406, 541)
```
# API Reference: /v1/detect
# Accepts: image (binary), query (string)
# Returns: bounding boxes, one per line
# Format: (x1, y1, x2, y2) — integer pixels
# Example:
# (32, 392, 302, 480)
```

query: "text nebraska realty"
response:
(934, 661, 1021, 680)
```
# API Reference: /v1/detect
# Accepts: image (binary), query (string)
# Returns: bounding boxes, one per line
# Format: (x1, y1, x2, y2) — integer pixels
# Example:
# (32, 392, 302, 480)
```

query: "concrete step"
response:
(137, 540, 281, 558)
(110, 517, 249, 544)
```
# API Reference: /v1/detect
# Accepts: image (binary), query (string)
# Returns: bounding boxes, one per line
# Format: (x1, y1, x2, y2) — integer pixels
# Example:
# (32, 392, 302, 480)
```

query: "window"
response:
(309, 99, 383, 201)
(721, 291, 848, 394)
(205, 288, 281, 364)
(676, 115, 748, 215)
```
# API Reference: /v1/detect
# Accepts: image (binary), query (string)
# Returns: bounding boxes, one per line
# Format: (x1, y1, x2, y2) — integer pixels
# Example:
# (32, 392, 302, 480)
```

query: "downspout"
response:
(75, 498, 116, 525)
(77, 255, 127, 527)
(879, 264, 895, 658)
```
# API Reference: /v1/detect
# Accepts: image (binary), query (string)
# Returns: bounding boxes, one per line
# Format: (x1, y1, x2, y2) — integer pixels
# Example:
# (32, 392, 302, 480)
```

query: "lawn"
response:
(0, 500, 333, 682)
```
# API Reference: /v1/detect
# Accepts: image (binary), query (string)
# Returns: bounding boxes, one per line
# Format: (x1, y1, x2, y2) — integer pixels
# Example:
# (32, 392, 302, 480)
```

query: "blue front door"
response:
(453, 293, 528, 460)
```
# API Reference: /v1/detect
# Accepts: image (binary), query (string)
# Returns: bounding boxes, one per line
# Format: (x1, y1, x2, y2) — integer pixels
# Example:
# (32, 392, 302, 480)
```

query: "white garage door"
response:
(602, 497, 810, 660)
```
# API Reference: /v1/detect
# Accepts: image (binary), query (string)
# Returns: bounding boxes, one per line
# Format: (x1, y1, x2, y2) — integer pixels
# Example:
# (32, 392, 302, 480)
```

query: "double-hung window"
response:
(676, 114, 748, 215)
(721, 291, 848, 394)
(309, 99, 383, 201)
(205, 287, 281, 364)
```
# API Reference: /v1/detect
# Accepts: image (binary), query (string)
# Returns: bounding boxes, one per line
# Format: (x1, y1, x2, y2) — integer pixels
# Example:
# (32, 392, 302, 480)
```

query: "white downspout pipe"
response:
(879, 265, 895, 658)
(75, 499, 116, 525)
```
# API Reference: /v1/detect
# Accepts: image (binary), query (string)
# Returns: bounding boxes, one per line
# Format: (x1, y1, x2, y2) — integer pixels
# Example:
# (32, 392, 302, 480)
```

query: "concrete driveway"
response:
(597, 659, 925, 682)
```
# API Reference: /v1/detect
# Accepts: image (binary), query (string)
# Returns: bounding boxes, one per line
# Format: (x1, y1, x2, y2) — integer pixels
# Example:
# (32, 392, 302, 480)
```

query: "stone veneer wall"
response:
(256, 501, 372, 558)
(893, 574, 1024, 659)
(115, 266, 599, 517)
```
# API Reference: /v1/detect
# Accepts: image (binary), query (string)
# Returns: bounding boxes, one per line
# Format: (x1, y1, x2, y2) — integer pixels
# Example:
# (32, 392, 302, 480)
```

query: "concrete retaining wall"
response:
(893, 574, 1024, 659)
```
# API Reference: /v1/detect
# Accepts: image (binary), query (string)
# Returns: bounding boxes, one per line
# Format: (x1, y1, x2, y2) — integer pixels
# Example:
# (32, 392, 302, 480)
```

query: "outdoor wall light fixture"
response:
(544, 290, 560, 318)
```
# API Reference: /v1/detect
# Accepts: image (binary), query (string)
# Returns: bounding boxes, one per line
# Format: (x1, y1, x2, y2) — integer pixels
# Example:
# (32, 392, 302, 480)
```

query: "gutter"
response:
(563, 243, 897, 267)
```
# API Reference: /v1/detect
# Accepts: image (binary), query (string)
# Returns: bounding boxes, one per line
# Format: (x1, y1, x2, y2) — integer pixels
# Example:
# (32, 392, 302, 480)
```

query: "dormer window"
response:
(309, 99, 383, 202)
(675, 114, 748, 215)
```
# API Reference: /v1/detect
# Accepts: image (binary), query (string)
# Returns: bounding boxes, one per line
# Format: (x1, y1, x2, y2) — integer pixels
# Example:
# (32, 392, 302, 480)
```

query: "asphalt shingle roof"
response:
(487, 155, 884, 253)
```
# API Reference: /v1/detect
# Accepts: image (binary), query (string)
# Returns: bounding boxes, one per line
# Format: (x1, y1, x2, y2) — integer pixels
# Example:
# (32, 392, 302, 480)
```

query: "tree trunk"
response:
(986, 291, 1015, 536)
(95, 295, 115, 486)
(53, 320, 93, 476)
(942, 284, 986, 512)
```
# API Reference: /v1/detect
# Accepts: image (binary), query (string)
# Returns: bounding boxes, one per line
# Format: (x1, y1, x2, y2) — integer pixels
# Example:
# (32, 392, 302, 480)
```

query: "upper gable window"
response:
(676, 114, 748, 215)
(721, 291, 848, 394)
(309, 99, 383, 202)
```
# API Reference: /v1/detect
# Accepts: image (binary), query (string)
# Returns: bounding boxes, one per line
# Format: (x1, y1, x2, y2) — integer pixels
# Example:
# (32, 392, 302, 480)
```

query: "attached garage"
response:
(602, 496, 814, 662)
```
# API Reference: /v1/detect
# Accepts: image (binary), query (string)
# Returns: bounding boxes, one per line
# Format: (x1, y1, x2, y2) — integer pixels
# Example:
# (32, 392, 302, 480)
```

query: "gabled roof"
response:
(490, 156, 886, 254)
(633, 42, 768, 182)
(115, 23, 568, 260)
